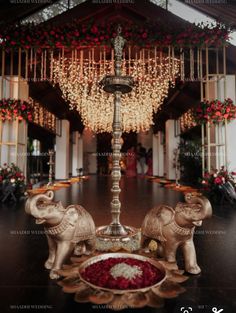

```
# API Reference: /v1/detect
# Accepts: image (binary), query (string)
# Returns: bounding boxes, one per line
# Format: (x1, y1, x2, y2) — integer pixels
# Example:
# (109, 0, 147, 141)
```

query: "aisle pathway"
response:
(0, 176, 235, 312)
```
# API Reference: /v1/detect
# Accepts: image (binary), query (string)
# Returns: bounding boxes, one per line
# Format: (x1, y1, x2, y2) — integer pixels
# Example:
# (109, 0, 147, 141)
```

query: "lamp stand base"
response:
(96, 225, 141, 252)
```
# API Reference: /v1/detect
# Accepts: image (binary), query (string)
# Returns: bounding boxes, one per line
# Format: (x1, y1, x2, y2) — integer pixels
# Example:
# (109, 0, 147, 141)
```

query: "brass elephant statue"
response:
(25, 191, 96, 279)
(141, 193, 212, 274)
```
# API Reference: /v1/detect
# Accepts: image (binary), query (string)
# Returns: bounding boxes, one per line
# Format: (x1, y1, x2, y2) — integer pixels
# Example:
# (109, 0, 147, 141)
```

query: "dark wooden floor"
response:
(0, 176, 236, 313)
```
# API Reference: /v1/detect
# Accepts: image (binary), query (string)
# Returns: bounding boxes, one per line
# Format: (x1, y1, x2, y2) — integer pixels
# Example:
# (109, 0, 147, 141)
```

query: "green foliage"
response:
(178, 139, 202, 185)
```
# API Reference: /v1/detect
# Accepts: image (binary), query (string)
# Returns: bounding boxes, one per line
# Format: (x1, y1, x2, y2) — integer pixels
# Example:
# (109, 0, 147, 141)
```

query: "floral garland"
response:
(0, 20, 230, 49)
(0, 98, 33, 122)
(193, 98, 236, 124)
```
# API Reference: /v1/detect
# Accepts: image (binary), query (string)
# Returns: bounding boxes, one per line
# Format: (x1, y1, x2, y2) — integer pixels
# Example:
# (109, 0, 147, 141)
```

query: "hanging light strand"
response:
(52, 49, 180, 133)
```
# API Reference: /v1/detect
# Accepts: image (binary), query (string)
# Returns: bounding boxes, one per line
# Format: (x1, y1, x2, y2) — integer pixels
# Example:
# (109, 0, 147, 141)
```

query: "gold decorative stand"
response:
(47, 149, 54, 187)
(96, 27, 140, 251)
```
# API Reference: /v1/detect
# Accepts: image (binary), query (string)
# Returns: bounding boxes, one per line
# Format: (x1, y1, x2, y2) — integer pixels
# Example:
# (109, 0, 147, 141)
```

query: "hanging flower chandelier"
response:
(52, 49, 180, 133)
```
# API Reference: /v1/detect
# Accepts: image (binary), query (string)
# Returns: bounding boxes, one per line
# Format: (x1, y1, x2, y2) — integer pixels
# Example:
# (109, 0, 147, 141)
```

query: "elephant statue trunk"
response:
(185, 193, 212, 220)
(25, 191, 55, 223)
(141, 193, 212, 275)
(25, 191, 96, 279)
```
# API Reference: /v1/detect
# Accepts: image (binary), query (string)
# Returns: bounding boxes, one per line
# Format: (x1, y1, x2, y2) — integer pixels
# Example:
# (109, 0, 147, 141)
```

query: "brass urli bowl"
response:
(78, 252, 166, 295)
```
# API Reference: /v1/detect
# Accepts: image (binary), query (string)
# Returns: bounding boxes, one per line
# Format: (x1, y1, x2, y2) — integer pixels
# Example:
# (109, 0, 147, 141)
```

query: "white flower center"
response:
(110, 263, 142, 280)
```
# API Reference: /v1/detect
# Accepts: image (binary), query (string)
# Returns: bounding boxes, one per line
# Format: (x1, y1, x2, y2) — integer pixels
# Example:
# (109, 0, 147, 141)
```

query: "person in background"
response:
(146, 148, 153, 176)
(126, 146, 137, 177)
(137, 143, 146, 176)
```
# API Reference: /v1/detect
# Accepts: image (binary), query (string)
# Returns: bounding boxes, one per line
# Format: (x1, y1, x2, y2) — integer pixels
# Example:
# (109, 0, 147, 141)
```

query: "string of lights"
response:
(52, 49, 180, 133)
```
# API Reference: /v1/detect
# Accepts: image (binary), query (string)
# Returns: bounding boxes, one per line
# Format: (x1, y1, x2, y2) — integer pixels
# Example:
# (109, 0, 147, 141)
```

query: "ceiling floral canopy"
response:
(0, 18, 231, 133)
(0, 19, 230, 49)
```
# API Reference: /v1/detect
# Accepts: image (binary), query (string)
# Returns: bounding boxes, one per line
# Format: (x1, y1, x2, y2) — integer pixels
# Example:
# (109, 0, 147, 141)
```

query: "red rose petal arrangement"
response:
(80, 257, 165, 290)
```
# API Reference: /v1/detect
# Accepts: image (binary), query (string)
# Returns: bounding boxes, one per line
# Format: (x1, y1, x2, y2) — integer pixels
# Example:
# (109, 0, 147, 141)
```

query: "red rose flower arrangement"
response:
(80, 257, 165, 290)
(0, 98, 33, 122)
(201, 166, 236, 202)
(0, 163, 26, 200)
(0, 19, 230, 49)
(202, 166, 236, 189)
(193, 98, 236, 124)
(0, 163, 25, 185)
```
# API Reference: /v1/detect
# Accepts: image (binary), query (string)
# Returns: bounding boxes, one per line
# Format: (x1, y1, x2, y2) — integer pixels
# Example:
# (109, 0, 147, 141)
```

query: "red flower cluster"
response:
(193, 98, 236, 124)
(202, 166, 236, 189)
(0, 163, 25, 185)
(0, 98, 33, 122)
(80, 257, 165, 290)
(0, 19, 230, 49)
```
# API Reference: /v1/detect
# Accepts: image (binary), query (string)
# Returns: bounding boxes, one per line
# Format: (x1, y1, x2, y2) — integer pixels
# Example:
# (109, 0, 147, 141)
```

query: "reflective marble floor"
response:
(0, 176, 236, 313)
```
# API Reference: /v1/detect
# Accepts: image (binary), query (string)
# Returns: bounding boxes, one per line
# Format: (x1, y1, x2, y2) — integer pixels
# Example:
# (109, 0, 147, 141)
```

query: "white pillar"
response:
(0, 76, 29, 99)
(153, 134, 158, 176)
(228, 120, 236, 171)
(205, 75, 236, 171)
(165, 120, 180, 180)
(78, 135, 83, 171)
(153, 131, 164, 177)
(153, 132, 165, 177)
(223, 75, 236, 171)
(83, 129, 97, 174)
(0, 76, 28, 176)
(55, 120, 70, 180)
(69, 136, 73, 176)
(72, 131, 83, 176)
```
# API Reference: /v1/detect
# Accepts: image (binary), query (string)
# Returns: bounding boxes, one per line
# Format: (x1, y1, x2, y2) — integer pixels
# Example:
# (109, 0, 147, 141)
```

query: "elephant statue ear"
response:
(57, 201, 66, 212)
(65, 207, 78, 226)
(142, 205, 174, 241)
(157, 205, 175, 226)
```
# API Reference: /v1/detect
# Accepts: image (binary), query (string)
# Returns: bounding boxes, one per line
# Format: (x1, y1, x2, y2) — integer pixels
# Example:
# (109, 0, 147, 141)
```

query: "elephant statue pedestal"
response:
(141, 193, 212, 275)
(25, 191, 96, 279)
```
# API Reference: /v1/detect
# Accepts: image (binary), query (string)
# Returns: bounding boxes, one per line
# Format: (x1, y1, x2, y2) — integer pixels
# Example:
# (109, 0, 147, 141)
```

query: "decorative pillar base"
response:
(96, 226, 141, 252)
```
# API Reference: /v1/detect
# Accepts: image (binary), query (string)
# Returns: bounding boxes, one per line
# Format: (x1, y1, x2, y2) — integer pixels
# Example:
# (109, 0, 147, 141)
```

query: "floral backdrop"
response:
(0, 20, 230, 49)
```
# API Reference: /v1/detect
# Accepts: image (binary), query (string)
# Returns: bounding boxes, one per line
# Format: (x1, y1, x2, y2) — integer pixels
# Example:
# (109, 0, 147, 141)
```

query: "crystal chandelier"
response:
(52, 49, 180, 133)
